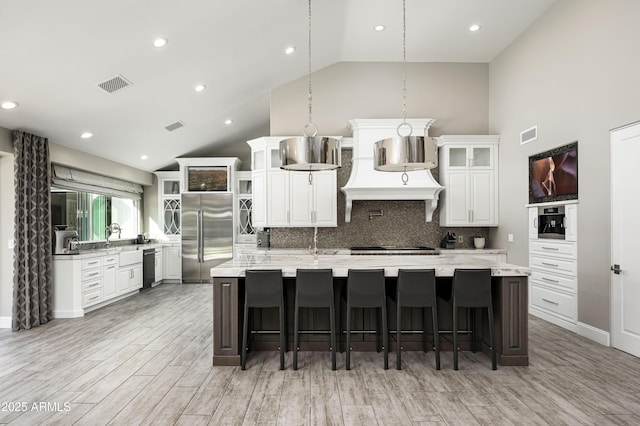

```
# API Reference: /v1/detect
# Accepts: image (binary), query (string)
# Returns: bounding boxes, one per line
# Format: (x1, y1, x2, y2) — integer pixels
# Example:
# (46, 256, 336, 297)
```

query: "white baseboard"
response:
(0, 316, 12, 329)
(530, 307, 578, 333)
(577, 322, 610, 346)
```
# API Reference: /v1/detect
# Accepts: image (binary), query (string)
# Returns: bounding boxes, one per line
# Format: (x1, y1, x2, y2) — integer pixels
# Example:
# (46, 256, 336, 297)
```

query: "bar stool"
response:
(452, 268, 496, 370)
(293, 269, 336, 370)
(242, 269, 286, 370)
(345, 269, 388, 370)
(390, 269, 440, 370)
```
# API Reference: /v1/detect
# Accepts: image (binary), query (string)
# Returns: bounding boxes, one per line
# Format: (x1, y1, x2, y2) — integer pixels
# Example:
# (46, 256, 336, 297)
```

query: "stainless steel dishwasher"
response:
(143, 248, 155, 289)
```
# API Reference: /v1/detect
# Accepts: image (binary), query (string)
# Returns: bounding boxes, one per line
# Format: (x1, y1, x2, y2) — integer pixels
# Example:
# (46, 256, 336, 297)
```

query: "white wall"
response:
(271, 62, 489, 137)
(489, 0, 640, 331)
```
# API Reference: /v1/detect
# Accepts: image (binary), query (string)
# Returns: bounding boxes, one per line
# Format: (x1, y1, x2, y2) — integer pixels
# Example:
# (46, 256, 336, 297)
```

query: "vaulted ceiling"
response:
(0, 0, 556, 172)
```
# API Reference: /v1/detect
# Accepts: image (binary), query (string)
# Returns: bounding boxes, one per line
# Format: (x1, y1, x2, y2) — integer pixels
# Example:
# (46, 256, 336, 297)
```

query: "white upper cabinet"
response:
(438, 135, 500, 227)
(247, 137, 338, 228)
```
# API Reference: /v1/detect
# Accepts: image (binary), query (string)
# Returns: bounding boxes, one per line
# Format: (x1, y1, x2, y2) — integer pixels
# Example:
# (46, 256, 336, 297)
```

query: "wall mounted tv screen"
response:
(529, 141, 578, 204)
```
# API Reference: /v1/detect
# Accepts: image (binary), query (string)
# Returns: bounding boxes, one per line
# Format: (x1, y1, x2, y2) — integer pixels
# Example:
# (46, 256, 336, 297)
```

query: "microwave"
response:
(538, 207, 565, 239)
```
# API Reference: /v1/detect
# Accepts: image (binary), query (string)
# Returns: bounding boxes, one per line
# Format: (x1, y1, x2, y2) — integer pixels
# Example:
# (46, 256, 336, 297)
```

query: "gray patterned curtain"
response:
(12, 130, 52, 331)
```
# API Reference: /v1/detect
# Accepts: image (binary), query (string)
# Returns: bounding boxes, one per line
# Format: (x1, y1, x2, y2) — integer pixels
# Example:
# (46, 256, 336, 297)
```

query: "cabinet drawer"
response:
(530, 270, 577, 293)
(83, 277, 103, 292)
(530, 240, 576, 258)
(531, 285, 576, 322)
(103, 255, 118, 266)
(531, 254, 576, 276)
(83, 289, 103, 307)
(82, 257, 103, 269)
(82, 267, 103, 281)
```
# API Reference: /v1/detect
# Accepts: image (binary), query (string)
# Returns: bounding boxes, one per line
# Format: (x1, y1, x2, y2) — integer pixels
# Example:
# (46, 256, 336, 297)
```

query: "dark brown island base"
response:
(210, 254, 530, 367)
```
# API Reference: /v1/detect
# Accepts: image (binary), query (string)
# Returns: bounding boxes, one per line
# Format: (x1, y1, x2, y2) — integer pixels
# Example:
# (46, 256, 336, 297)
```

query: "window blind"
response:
(52, 164, 143, 200)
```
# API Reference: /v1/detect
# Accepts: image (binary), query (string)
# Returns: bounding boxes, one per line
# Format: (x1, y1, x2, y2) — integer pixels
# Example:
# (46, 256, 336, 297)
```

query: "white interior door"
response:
(611, 122, 640, 356)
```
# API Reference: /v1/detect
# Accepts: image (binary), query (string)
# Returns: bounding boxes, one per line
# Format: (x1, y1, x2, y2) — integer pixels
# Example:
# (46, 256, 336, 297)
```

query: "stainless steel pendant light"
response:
(279, 0, 341, 176)
(373, 0, 437, 185)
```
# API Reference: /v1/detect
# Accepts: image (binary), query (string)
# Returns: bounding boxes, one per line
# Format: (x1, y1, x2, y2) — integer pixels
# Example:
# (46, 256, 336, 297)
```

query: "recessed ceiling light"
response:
(224, 119, 233, 125)
(1, 101, 18, 110)
(141, 155, 148, 160)
(285, 46, 296, 55)
(194, 84, 206, 92)
(80, 132, 93, 139)
(469, 24, 481, 32)
(153, 37, 168, 48)
(374, 25, 386, 32)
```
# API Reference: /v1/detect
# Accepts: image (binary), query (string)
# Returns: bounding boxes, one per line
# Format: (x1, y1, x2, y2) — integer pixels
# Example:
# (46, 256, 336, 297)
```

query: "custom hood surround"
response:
(341, 119, 444, 222)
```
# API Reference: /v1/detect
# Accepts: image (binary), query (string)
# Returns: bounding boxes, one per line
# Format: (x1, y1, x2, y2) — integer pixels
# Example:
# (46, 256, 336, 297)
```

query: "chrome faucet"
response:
(106, 223, 122, 246)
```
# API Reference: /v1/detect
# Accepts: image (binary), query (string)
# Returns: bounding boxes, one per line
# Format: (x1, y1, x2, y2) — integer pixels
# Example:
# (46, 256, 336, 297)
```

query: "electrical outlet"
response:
(458, 235, 463, 243)
(508, 234, 514, 242)
(8, 239, 14, 249)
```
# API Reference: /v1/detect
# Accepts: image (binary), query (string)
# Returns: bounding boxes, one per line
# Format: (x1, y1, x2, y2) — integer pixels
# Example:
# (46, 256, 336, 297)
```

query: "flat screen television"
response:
(529, 141, 578, 204)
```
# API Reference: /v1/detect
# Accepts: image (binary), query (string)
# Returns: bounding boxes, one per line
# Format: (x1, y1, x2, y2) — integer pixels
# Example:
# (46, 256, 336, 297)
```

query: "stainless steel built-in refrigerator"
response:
(181, 193, 233, 283)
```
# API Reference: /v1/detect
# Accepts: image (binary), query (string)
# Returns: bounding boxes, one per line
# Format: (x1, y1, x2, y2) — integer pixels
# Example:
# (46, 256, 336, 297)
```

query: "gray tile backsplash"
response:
(269, 150, 489, 249)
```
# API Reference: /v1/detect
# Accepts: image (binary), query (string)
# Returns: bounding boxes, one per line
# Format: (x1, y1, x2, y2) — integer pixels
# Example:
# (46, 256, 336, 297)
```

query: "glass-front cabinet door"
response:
(155, 171, 181, 240)
(235, 171, 255, 244)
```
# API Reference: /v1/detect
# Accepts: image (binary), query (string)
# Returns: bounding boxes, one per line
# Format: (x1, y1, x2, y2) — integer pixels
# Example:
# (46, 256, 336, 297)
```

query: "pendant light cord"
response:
(304, 0, 317, 138)
(402, 0, 407, 125)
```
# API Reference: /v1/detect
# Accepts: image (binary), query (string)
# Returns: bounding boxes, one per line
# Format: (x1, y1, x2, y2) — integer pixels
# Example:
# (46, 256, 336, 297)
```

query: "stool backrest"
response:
(245, 269, 284, 307)
(296, 269, 334, 306)
(452, 268, 492, 308)
(397, 269, 437, 307)
(347, 269, 385, 308)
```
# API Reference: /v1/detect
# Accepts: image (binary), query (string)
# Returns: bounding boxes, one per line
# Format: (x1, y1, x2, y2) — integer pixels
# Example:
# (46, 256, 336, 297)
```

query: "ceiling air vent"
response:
(97, 75, 132, 94)
(165, 121, 185, 132)
(520, 125, 537, 145)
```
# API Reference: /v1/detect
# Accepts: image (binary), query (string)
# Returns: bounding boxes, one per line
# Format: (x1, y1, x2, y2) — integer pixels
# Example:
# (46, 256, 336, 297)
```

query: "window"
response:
(51, 188, 141, 241)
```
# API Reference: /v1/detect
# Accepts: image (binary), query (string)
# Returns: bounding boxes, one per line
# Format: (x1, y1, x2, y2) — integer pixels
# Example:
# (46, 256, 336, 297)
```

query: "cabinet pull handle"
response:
(89, 295, 100, 301)
(534, 217, 537, 228)
(87, 282, 100, 288)
(87, 272, 100, 277)
(542, 246, 559, 251)
(542, 262, 559, 268)
(542, 298, 559, 305)
(87, 261, 98, 265)
(106, 266, 115, 270)
(542, 277, 559, 283)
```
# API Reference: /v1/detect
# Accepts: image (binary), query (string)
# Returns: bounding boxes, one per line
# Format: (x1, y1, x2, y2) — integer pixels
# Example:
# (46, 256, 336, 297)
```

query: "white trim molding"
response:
(0, 316, 12, 329)
(577, 322, 610, 346)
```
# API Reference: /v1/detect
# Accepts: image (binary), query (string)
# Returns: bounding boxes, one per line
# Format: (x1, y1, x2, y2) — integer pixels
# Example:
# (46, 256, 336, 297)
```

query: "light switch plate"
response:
(458, 235, 463, 243)
(8, 239, 14, 249)
(508, 234, 514, 242)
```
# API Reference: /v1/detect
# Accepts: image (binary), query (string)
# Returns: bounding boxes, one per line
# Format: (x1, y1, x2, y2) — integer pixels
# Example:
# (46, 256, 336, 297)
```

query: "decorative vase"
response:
(473, 237, 486, 249)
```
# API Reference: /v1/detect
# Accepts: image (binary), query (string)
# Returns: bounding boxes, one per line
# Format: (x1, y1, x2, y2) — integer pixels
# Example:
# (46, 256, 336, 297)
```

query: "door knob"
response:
(611, 264, 622, 275)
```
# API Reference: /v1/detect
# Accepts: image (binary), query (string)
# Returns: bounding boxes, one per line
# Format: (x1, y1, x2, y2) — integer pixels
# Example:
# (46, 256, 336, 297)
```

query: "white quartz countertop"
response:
(52, 242, 177, 260)
(211, 253, 529, 278)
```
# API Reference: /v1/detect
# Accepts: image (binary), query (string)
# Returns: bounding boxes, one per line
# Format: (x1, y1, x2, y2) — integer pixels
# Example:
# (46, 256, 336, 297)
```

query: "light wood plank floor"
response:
(1, 283, 640, 425)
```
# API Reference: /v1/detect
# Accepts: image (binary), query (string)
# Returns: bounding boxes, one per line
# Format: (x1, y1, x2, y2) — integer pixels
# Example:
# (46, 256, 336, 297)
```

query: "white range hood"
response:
(341, 119, 444, 223)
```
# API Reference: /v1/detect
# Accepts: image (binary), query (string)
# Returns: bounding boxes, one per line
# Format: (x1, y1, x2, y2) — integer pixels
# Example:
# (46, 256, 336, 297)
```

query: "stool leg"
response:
(453, 305, 459, 371)
(396, 304, 402, 370)
(421, 307, 428, 353)
(330, 303, 337, 371)
(382, 303, 388, 370)
(376, 308, 381, 353)
(470, 308, 477, 353)
(279, 304, 285, 370)
(293, 301, 299, 370)
(488, 305, 497, 370)
(431, 305, 441, 370)
(241, 304, 249, 371)
(346, 305, 351, 370)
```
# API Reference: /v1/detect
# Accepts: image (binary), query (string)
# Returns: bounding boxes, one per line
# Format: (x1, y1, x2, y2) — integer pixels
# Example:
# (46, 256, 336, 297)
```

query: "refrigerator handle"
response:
(197, 210, 203, 263)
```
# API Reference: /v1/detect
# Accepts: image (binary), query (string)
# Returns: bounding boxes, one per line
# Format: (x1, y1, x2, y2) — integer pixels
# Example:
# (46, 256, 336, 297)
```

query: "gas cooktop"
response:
(350, 246, 440, 255)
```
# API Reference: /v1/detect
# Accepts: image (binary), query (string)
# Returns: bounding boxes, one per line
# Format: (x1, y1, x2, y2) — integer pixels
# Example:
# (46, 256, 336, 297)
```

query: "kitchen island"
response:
(210, 252, 530, 367)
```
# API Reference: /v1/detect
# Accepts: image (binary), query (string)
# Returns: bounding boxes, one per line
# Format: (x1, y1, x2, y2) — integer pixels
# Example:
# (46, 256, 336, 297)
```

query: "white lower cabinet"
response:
(103, 255, 117, 300)
(528, 204, 578, 332)
(155, 248, 163, 283)
(163, 245, 181, 281)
